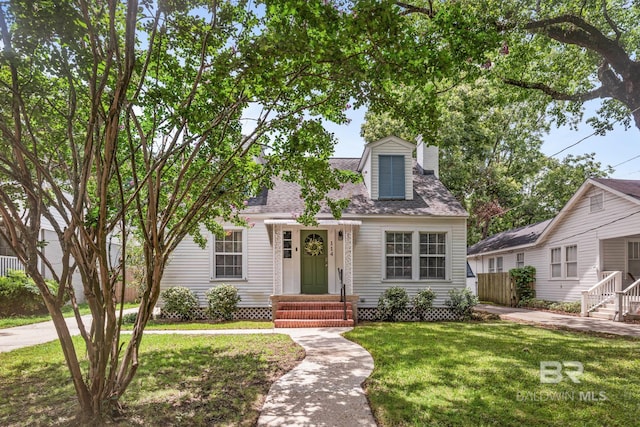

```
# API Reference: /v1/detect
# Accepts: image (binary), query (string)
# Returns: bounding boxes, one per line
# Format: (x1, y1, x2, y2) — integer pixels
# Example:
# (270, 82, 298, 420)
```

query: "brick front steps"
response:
(274, 301, 355, 328)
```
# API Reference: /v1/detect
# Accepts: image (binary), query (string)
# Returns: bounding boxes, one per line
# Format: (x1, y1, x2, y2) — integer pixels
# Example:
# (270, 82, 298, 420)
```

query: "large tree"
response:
(395, 0, 640, 133)
(0, 0, 407, 422)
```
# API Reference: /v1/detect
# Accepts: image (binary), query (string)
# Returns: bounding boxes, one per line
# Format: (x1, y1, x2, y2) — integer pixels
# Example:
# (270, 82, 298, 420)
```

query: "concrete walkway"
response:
(0, 308, 137, 352)
(476, 304, 640, 337)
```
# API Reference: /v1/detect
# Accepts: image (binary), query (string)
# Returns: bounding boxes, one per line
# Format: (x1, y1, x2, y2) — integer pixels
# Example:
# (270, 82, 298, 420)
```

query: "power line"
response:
(549, 105, 640, 158)
(545, 208, 640, 246)
(612, 153, 640, 168)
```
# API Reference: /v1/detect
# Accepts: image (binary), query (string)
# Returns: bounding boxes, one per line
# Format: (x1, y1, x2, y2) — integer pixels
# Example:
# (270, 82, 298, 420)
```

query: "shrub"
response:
(413, 288, 436, 321)
(377, 287, 409, 321)
(445, 288, 479, 320)
(548, 301, 581, 314)
(510, 266, 536, 303)
(122, 312, 138, 324)
(0, 270, 60, 316)
(160, 286, 199, 320)
(206, 284, 241, 321)
(518, 298, 552, 309)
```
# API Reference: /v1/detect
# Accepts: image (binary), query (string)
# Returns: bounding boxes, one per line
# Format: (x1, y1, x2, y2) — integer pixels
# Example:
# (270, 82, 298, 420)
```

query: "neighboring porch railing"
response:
(581, 271, 622, 317)
(616, 278, 640, 321)
(0, 255, 24, 277)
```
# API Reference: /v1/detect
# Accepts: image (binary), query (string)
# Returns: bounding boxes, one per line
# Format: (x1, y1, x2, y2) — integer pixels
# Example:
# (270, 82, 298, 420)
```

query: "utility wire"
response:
(549, 105, 640, 158)
(612, 153, 640, 168)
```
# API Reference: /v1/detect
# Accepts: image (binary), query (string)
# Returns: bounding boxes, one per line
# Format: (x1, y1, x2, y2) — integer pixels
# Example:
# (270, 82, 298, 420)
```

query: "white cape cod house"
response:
(467, 178, 640, 321)
(161, 136, 469, 326)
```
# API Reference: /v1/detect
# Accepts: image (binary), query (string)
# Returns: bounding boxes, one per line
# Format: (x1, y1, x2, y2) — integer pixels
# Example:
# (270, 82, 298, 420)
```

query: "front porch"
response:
(581, 271, 640, 321)
(0, 255, 23, 277)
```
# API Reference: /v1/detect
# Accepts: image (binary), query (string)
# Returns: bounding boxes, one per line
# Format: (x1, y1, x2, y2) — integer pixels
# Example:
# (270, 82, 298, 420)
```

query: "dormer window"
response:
(379, 155, 405, 199)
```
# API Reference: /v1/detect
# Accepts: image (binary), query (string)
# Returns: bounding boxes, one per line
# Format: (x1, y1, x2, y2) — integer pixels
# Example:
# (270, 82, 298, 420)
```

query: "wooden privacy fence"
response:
(478, 272, 517, 306)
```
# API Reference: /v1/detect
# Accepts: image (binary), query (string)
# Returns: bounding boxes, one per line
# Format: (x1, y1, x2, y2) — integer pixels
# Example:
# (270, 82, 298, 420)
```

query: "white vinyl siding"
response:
(378, 155, 405, 199)
(365, 137, 414, 201)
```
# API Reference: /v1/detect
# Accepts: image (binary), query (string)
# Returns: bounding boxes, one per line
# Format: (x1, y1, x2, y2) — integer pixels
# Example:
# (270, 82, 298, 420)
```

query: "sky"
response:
(327, 100, 640, 180)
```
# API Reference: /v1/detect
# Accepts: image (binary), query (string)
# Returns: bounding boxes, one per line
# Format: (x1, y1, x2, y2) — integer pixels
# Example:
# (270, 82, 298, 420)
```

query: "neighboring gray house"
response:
(468, 178, 640, 321)
(161, 136, 469, 326)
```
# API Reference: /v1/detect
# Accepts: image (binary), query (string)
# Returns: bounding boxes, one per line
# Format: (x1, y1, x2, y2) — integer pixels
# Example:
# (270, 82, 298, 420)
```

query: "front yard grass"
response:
(345, 322, 640, 427)
(0, 303, 139, 329)
(0, 333, 303, 426)
(123, 320, 274, 330)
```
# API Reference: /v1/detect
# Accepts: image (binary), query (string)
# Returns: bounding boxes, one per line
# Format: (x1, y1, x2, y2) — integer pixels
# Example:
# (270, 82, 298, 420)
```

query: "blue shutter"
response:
(379, 155, 405, 199)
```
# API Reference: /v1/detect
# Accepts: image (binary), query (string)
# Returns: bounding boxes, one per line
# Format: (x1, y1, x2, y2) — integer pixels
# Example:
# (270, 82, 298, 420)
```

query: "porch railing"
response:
(581, 271, 622, 317)
(0, 255, 24, 277)
(616, 278, 640, 321)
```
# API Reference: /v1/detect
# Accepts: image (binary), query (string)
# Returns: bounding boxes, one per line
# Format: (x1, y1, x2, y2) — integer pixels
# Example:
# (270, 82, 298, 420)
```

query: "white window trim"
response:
(516, 252, 525, 268)
(549, 244, 578, 280)
(381, 227, 451, 282)
(496, 257, 503, 273)
(488, 258, 495, 273)
(209, 229, 248, 281)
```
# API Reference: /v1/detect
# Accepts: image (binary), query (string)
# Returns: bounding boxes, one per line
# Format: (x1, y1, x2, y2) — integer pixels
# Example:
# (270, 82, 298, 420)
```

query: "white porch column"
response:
(272, 223, 283, 295)
(344, 225, 354, 295)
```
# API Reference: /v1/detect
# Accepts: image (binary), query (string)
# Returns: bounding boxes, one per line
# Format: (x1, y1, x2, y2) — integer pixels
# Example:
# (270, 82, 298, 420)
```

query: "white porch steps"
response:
(589, 302, 617, 320)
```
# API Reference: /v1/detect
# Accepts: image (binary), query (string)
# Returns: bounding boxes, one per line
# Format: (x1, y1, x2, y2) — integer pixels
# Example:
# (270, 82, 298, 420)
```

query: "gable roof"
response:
(245, 158, 467, 217)
(537, 177, 640, 243)
(357, 135, 415, 172)
(467, 219, 552, 256)
(468, 178, 640, 256)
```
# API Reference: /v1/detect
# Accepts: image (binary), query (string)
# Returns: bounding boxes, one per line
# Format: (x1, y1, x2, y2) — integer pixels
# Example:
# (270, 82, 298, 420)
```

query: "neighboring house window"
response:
(496, 257, 503, 273)
(0, 234, 16, 257)
(516, 253, 525, 268)
(213, 230, 243, 279)
(550, 247, 562, 278)
(488, 258, 495, 273)
(590, 193, 604, 213)
(419, 233, 446, 279)
(379, 155, 405, 199)
(565, 245, 578, 278)
(385, 232, 412, 279)
(283, 231, 292, 259)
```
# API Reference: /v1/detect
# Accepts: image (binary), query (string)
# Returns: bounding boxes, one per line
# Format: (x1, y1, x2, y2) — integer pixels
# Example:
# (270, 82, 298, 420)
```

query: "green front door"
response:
(301, 230, 328, 294)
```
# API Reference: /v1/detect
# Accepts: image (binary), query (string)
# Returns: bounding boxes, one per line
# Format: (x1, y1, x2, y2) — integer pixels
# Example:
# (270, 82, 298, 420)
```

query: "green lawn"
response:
(0, 303, 139, 329)
(0, 333, 303, 426)
(345, 322, 640, 427)
(126, 320, 274, 330)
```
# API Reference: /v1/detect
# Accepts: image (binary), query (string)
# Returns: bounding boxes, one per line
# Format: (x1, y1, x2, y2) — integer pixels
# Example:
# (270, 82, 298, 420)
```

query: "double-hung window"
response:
(213, 230, 243, 279)
(385, 232, 412, 279)
(550, 245, 577, 279)
(496, 257, 504, 272)
(385, 231, 447, 280)
(419, 233, 446, 279)
(488, 258, 495, 273)
(379, 155, 405, 199)
(565, 245, 578, 278)
(550, 247, 562, 278)
(516, 253, 525, 268)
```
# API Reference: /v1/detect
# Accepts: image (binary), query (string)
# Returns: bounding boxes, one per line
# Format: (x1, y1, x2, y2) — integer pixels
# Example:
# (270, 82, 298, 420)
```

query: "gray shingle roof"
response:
(592, 178, 640, 202)
(467, 219, 552, 256)
(245, 158, 467, 217)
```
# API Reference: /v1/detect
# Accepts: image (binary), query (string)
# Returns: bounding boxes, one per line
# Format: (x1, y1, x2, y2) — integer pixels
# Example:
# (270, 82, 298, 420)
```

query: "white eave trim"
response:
(264, 219, 362, 226)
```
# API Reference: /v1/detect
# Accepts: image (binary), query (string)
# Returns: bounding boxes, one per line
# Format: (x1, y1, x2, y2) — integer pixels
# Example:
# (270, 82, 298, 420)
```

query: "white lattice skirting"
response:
(357, 307, 459, 322)
(160, 306, 458, 322)
(160, 307, 272, 321)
